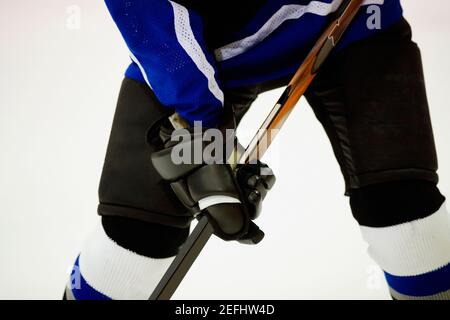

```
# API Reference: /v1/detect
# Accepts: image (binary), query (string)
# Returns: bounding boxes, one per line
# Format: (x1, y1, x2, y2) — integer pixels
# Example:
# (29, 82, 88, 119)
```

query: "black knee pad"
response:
(102, 216, 190, 259)
(306, 18, 439, 194)
(350, 180, 445, 228)
(97, 77, 273, 229)
(97, 77, 193, 228)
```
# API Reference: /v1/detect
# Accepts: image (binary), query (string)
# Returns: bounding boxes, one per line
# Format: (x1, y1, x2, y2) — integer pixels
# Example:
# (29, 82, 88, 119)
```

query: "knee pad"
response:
(350, 180, 450, 299)
(306, 18, 439, 194)
(97, 77, 193, 228)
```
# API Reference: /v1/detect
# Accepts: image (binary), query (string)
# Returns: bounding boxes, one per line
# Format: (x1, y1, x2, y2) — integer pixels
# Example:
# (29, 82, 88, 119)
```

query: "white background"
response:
(0, 1, 449, 299)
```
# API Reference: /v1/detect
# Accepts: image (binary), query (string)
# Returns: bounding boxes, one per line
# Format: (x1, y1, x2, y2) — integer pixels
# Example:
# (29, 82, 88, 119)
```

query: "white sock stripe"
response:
(198, 195, 241, 211)
(360, 202, 450, 277)
(78, 222, 174, 300)
(170, 1, 224, 105)
(215, 0, 384, 61)
(389, 287, 450, 301)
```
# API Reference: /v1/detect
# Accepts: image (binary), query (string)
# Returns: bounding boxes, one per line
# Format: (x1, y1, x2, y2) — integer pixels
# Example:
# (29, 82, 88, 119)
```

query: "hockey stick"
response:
(149, 0, 364, 300)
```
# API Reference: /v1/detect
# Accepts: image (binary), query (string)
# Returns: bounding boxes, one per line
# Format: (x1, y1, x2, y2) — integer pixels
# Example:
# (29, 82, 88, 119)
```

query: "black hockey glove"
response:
(150, 121, 275, 244)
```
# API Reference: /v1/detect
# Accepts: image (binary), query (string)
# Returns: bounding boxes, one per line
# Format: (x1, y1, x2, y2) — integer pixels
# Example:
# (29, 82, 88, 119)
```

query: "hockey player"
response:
(65, 0, 450, 300)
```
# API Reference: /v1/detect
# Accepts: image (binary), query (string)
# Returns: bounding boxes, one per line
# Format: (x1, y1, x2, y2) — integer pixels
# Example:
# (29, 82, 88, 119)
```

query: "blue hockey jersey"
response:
(105, 0, 403, 126)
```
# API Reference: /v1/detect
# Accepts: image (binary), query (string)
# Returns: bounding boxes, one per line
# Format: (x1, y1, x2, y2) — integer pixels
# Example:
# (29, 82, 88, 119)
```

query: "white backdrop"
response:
(0, 1, 449, 300)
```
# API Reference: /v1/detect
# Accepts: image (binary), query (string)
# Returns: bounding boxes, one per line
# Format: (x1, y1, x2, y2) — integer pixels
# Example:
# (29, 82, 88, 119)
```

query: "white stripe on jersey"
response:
(129, 51, 153, 89)
(170, 1, 224, 105)
(215, 0, 385, 61)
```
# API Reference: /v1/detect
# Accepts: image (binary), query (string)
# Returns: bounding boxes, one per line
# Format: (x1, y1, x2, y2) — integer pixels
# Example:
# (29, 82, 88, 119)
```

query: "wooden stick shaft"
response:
(149, 0, 364, 300)
(240, 0, 364, 164)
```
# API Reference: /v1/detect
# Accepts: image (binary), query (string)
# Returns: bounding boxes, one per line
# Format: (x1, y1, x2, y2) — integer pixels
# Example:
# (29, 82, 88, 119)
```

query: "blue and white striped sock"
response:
(66, 222, 175, 300)
(360, 202, 450, 300)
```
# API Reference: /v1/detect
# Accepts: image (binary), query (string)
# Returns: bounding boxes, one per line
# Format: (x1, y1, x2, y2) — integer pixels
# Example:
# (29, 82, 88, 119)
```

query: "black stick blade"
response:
(149, 216, 214, 300)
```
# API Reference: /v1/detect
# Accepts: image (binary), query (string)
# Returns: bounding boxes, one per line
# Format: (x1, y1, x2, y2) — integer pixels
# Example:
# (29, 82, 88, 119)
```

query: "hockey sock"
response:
(351, 181, 450, 300)
(65, 217, 189, 300)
